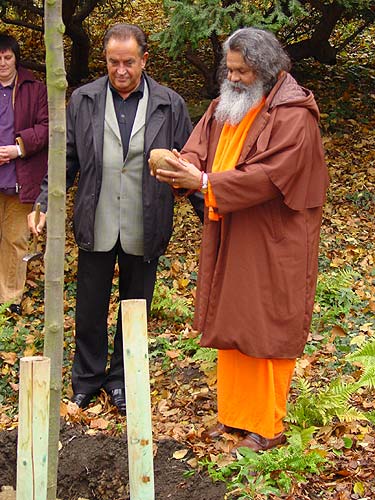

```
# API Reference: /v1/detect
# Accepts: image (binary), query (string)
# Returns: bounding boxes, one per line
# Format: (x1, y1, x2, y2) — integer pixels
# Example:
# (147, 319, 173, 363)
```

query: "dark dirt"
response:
(0, 423, 226, 500)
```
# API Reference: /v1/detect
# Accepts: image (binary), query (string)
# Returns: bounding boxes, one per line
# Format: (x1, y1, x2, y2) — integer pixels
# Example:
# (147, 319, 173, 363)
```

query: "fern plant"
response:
(0, 302, 10, 329)
(202, 426, 327, 498)
(192, 345, 217, 364)
(288, 338, 375, 428)
(311, 267, 361, 334)
(287, 378, 365, 427)
(347, 338, 375, 388)
(148, 328, 217, 373)
(151, 281, 193, 322)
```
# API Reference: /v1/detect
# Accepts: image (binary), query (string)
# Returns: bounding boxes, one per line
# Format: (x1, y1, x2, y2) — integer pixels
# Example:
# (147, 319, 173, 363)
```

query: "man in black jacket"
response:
(28, 24, 200, 413)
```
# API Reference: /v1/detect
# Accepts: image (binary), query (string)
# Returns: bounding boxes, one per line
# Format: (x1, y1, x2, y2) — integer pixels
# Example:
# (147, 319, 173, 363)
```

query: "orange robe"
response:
(218, 351, 296, 437)
(206, 98, 265, 220)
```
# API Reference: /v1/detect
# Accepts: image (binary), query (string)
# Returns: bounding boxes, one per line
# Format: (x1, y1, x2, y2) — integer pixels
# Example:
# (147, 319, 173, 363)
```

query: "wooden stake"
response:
(121, 299, 155, 500)
(16, 356, 50, 500)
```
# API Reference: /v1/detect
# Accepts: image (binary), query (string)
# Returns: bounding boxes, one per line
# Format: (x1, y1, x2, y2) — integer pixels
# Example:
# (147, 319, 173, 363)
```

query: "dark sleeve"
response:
(170, 94, 205, 222)
(188, 191, 204, 223)
(16, 82, 48, 156)
(180, 102, 217, 171)
(65, 95, 81, 190)
(172, 95, 193, 149)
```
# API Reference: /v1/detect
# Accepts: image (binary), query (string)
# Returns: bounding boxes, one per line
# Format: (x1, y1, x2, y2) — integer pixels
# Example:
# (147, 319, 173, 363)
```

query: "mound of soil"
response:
(0, 423, 226, 500)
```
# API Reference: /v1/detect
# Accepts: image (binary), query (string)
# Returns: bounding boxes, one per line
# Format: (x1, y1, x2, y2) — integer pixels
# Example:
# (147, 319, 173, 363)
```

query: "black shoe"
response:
(9, 304, 22, 315)
(108, 388, 126, 415)
(71, 392, 97, 409)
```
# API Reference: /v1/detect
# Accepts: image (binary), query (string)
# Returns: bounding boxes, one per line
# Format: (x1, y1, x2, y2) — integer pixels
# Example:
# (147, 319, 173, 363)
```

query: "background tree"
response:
(285, 1, 375, 63)
(153, 0, 375, 97)
(0, 0, 111, 83)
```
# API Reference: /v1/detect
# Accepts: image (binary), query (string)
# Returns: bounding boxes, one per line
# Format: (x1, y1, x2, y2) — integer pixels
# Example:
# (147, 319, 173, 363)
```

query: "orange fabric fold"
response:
(205, 98, 265, 221)
(217, 349, 296, 438)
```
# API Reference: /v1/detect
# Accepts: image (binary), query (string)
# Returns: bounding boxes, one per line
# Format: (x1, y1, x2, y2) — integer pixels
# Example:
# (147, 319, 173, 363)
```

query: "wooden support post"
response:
(121, 299, 155, 500)
(16, 356, 50, 500)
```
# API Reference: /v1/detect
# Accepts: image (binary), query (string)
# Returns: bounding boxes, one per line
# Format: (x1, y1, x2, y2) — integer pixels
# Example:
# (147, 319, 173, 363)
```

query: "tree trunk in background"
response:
(43, 0, 67, 498)
(64, 20, 90, 83)
(62, 0, 91, 84)
(286, 4, 344, 64)
(0, 0, 99, 83)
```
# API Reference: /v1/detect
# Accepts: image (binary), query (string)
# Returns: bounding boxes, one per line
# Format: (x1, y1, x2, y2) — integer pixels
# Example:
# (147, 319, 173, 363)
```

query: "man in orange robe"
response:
(152, 27, 329, 453)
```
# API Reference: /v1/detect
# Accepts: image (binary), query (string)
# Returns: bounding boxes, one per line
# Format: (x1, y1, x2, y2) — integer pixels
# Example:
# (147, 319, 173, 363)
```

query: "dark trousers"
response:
(72, 240, 158, 393)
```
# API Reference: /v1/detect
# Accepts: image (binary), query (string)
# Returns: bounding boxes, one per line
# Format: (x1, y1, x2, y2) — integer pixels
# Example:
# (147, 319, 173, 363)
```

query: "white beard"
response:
(214, 79, 265, 126)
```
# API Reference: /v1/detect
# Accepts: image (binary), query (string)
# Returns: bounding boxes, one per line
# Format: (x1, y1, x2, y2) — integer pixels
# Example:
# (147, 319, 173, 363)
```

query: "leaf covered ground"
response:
(1, 21, 375, 500)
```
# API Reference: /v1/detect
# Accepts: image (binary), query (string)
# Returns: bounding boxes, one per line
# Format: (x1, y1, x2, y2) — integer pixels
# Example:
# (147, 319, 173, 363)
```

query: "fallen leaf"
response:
(0, 352, 17, 365)
(166, 350, 180, 359)
(23, 345, 37, 357)
(86, 429, 98, 435)
(336, 469, 352, 477)
(353, 481, 365, 496)
(187, 457, 198, 467)
(330, 325, 346, 339)
(67, 401, 80, 415)
(336, 491, 351, 500)
(87, 403, 103, 415)
(173, 449, 188, 459)
(90, 418, 110, 430)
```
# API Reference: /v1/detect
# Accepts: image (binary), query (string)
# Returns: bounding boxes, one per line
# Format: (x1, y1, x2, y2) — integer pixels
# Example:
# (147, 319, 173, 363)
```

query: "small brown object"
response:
(23, 203, 43, 263)
(231, 431, 286, 455)
(201, 422, 239, 441)
(149, 148, 177, 175)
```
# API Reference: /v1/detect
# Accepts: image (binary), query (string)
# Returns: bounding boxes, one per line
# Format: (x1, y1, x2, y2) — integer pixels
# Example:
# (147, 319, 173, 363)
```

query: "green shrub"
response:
(312, 267, 361, 334)
(202, 427, 327, 498)
(288, 338, 375, 428)
(151, 281, 193, 322)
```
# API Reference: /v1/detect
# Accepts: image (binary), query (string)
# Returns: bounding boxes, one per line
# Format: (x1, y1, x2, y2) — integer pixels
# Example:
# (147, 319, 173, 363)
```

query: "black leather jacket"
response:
(38, 73, 200, 260)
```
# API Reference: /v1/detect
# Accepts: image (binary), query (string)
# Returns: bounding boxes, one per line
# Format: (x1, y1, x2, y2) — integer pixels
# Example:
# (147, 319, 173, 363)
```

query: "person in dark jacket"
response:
(28, 23, 199, 414)
(0, 34, 48, 315)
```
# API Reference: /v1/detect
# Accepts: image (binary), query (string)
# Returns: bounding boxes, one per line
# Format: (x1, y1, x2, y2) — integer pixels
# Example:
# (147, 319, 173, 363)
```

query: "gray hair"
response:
(222, 27, 291, 94)
(103, 23, 148, 55)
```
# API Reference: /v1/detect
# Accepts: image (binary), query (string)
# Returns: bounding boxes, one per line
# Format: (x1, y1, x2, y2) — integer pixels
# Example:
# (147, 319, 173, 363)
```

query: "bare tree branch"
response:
(20, 59, 46, 73)
(336, 15, 375, 52)
(4, 0, 43, 16)
(74, 0, 102, 23)
(185, 50, 212, 82)
(0, 14, 43, 32)
(185, 48, 218, 97)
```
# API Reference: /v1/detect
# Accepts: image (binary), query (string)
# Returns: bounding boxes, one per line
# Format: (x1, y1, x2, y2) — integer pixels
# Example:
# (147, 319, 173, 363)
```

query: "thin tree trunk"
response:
(64, 21, 90, 83)
(43, 0, 67, 498)
(286, 4, 344, 63)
